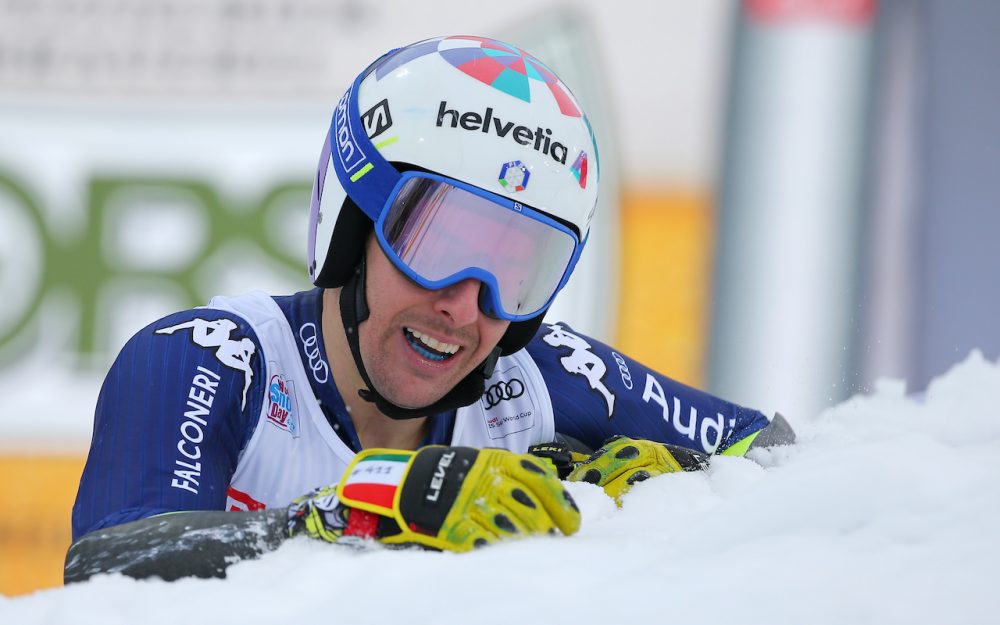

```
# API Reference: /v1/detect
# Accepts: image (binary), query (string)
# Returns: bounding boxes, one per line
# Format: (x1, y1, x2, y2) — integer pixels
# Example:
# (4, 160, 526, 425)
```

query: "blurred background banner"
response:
(710, 0, 876, 420)
(711, 0, 1000, 418)
(1, 0, 998, 596)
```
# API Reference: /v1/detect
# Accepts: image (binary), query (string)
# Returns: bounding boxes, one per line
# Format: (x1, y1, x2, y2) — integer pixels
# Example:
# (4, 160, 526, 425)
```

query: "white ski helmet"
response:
(308, 35, 600, 355)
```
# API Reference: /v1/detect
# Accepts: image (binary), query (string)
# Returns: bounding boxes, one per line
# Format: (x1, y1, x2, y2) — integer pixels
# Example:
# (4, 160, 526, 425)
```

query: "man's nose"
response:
(434, 278, 482, 327)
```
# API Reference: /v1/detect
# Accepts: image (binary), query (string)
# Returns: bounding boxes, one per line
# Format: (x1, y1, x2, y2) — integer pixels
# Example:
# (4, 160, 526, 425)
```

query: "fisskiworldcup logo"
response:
(498, 160, 530, 192)
(373, 36, 582, 118)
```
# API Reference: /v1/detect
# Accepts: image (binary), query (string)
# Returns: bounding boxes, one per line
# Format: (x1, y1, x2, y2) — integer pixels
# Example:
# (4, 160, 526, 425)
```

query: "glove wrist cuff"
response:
(343, 508, 381, 539)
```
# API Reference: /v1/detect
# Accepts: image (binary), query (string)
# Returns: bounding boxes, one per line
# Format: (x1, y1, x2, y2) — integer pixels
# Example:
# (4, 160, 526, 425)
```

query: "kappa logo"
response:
(483, 378, 525, 410)
(155, 317, 256, 410)
(361, 99, 392, 140)
(542, 323, 615, 418)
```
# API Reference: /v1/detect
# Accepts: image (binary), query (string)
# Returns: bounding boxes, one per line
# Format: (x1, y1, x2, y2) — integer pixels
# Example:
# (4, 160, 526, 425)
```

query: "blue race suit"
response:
(72, 288, 769, 540)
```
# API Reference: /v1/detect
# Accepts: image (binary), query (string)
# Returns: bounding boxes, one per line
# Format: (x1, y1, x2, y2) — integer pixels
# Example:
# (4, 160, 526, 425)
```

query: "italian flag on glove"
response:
(288, 446, 581, 552)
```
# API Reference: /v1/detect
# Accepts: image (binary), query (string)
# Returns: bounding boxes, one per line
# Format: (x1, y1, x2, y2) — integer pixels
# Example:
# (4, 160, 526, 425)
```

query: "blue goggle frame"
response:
(373, 170, 584, 321)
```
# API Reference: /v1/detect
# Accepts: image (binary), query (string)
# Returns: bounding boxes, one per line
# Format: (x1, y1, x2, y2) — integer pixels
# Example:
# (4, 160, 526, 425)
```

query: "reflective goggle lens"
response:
(377, 174, 578, 320)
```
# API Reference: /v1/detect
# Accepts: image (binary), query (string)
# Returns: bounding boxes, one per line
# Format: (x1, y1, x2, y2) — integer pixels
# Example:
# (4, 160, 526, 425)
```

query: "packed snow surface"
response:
(4, 351, 999, 625)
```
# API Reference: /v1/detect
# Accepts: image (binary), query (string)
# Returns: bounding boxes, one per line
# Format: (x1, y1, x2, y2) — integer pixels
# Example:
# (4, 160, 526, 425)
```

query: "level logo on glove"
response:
(566, 436, 708, 504)
(289, 446, 581, 552)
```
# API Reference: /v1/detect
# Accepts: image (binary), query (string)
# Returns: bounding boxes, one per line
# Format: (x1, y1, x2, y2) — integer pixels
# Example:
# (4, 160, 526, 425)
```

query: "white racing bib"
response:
(208, 291, 555, 511)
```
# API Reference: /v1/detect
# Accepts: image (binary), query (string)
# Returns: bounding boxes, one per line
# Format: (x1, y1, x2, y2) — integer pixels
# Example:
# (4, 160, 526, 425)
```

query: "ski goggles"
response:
(374, 171, 584, 321)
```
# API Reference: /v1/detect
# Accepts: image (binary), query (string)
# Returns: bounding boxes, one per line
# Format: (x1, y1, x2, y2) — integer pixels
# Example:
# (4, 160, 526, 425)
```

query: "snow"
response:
(4, 351, 999, 625)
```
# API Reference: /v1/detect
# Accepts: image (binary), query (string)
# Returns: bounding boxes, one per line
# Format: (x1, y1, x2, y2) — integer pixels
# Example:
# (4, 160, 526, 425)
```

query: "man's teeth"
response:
(407, 328, 460, 355)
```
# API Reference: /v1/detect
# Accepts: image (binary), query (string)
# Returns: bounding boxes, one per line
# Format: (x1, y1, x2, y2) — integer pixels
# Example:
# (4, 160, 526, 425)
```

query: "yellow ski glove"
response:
(565, 436, 708, 504)
(288, 446, 580, 552)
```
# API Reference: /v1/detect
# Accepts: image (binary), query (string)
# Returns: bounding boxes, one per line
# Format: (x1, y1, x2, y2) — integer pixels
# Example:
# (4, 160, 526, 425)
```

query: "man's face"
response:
(359, 234, 510, 409)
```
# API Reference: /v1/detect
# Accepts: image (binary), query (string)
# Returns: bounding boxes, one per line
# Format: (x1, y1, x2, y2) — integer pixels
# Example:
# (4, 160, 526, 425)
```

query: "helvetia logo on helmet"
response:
(437, 101, 569, 165)
(334, 86, 367, 173)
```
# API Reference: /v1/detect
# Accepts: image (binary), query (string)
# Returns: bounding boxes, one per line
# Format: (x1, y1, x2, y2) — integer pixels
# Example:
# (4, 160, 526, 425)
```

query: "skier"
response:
(66, 36, 793, 583)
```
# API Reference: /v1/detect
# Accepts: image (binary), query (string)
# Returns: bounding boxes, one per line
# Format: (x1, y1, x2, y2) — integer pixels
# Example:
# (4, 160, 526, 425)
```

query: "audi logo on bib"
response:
(483, 378, 525, 409)
(480, 365, 537, 441)
(298, 322, 330, 384)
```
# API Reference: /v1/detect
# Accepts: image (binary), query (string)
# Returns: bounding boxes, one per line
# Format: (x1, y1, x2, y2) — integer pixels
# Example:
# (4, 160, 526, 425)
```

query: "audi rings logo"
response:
(298, 322, 329, 384)
(611, 351, 633, 390)
(483, 378, 525, 410)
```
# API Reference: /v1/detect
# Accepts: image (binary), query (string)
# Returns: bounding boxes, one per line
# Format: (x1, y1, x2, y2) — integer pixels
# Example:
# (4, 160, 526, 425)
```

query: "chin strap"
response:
(338, 257, 502, 421)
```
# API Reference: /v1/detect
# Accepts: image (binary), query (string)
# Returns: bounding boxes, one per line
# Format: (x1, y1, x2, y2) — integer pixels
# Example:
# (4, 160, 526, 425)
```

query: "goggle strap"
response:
(338, 255, 501, 420)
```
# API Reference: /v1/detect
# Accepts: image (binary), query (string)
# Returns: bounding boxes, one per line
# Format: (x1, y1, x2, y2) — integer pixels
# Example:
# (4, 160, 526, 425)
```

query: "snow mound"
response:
(4, 351, 998, 625)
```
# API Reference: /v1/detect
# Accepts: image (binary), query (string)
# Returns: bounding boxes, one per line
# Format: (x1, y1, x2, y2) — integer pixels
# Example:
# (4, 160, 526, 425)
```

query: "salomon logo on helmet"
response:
(334, 87, 366, 173)
(362, 99, 393, 140)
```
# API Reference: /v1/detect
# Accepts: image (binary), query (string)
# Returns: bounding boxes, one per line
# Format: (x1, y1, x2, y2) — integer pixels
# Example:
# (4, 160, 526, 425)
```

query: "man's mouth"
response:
(404, 327, 460, 362)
